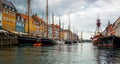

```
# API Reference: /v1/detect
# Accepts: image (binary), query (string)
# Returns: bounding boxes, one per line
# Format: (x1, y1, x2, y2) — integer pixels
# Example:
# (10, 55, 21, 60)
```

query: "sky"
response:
(9, 0, 120, 39)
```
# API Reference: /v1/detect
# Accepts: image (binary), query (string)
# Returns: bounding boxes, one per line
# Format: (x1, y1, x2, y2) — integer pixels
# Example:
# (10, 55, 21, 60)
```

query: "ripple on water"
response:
(0, 43, 120, 64)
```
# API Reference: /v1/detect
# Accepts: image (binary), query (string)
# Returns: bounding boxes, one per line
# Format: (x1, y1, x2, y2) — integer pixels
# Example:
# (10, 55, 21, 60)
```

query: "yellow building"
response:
(32, 14, 46, 37)
(20, 14, 36, 36)
(0, 0, 17, 32)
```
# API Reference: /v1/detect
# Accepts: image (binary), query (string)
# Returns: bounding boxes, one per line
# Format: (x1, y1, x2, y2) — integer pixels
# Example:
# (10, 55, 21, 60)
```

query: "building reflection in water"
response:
(0, 46, 17, 64)
(94, 47, 120, 64)
(0, 43, 120, 64)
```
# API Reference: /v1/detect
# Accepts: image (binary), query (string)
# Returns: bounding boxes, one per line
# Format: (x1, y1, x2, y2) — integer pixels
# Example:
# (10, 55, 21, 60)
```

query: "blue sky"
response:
(10, 0, 120, 39)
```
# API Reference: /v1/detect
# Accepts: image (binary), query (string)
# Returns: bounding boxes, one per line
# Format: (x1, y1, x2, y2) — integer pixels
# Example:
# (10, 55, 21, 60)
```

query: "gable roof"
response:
(32, 14, 44, 23)
(1, 0, 14, 8)
(20, 13, 34, 22)
(0, 0, 17, 12)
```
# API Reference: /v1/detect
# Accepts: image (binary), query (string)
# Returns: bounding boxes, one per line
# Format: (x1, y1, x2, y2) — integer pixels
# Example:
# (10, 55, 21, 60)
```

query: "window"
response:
(12, 13, 14, 16)
(5, 5, 7, 8)
(0, 11, 2, 21)
(17, 16, 20, 21)
(12, 8, 15, 11)
(9, 18, 11, 22)
(7, 5, 9, 9)
(6, 17, 8, 21)
(10, 12, 12, 16)
(6, 10, 8, 14)
(3, 16, 5, 20)
(23, 23, 24, 27)
(3, 10, 5, 13)
(0, 11, 2, 26)
(9, 7, 11, 10)
(21, 18, 24, 21)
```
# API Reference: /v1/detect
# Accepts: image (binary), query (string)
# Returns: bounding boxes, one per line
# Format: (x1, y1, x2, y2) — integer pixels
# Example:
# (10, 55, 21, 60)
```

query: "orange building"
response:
(32, 14, 45, 37)
(0, 0, 17, 32)
(20, 14, 36, 36)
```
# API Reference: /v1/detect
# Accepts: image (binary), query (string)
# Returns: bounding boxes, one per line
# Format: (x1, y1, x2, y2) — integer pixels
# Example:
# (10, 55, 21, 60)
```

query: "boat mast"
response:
(62, 23, 64, 30)
(52, 14, 54, 39)
(42, 11, 44, 38)
(27, 0, 31, 37)
(68, 15, 71, 40)
(81, 31, 83, 42)
(72, 27, 74, 41)
(46, 0, 49, 38)
(94, 16, 101, 36)
(59, 17, 61, 41)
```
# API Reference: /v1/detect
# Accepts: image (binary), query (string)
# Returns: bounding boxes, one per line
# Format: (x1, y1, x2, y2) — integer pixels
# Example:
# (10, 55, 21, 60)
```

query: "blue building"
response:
(16, 13, 25, 33)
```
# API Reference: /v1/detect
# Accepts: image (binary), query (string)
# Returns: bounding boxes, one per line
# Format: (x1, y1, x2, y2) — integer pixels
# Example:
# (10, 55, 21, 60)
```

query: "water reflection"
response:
(94, 46, 120, 64)
(0, 43, 120, 64)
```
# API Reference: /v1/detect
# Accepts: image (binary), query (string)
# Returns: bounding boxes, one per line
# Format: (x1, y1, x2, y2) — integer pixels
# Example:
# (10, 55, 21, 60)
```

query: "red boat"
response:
(91, 34, 102, 45)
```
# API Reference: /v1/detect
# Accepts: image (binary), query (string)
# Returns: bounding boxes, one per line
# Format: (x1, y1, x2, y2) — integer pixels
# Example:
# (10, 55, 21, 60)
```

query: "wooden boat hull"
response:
(96, 36, 120, 47)
(65, 40, 72, 44)
(39, 38, 57, 46)
(18, 36, 38, 45)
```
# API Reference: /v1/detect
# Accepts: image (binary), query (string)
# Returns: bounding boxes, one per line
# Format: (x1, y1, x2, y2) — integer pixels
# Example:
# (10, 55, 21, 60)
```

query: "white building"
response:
(63, 29, 72, 41)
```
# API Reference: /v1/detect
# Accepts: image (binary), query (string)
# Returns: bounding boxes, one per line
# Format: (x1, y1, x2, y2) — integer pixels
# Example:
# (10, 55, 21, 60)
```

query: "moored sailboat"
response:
(18, 0, 39, 45)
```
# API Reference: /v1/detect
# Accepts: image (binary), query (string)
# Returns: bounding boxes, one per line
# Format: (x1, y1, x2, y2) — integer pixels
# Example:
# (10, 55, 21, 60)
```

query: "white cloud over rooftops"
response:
(10, 0, 120, 39)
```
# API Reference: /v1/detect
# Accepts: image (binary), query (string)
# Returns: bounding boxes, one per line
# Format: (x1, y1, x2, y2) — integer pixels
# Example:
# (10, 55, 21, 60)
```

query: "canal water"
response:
(0, 43, 120, 64)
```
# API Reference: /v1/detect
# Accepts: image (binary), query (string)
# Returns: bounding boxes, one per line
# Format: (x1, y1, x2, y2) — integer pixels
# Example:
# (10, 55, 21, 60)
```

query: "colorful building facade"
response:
(107, 24, 114, 36)
(32, 14, 46, 37)
(20, 14, 36, 36)
(0, 0, 17, 32)
(113, 17, 120, 37)
(63, 29, 72, 41)
(16, 13, 25, 33)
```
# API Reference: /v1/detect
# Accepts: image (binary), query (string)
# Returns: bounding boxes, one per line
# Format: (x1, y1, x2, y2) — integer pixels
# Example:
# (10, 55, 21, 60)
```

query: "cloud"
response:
(10, 0, 120, 39)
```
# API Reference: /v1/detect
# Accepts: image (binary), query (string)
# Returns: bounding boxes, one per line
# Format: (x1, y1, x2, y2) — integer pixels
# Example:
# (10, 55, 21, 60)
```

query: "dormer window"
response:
(12, 8, 14, 11)
(21, 18, 24, 21)
(9, 7, 11, 10)
(5, 5, 7, 8)
(7, 5, 9, 9)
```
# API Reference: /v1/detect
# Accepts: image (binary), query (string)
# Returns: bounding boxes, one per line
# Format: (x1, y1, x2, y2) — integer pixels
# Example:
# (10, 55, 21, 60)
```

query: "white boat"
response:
(56, 40, 64, 44)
